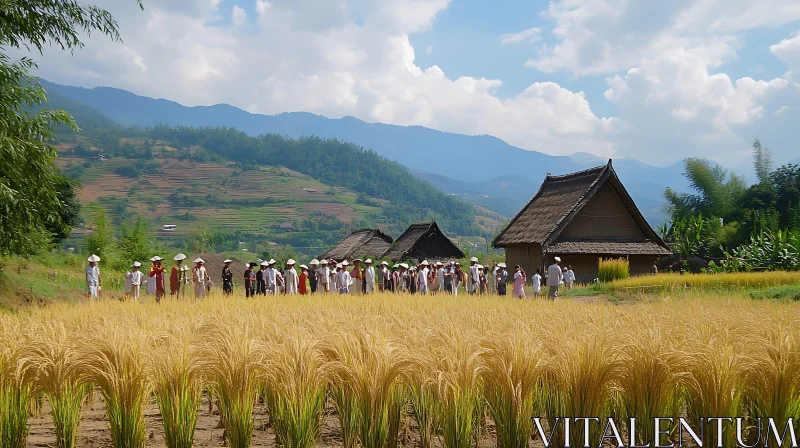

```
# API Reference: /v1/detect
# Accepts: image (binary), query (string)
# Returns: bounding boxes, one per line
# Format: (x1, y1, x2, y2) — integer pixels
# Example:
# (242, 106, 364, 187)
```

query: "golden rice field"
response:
(2, 292, 800, 448)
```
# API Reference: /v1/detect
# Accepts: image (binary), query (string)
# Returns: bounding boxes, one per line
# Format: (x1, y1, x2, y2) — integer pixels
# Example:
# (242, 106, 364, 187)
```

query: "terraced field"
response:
(57, 153, 382, 239)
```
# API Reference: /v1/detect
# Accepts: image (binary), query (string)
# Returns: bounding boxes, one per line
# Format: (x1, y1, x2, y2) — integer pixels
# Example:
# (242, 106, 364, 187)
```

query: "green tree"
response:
(664, 157, 746, 223)
(119, 216, 153, 264)
(85, 209, 115, 261)
(0, 0, 142, 257)
(752, 138, 773, 185)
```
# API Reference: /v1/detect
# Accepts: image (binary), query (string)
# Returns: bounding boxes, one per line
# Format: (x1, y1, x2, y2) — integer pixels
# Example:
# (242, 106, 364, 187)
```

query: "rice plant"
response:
(0, 326, 36, 448)
(429, 328, 485, 448)
(480, 334, 545, 448)
(541, 320, 620, 445)
(745, 325, 800, 448)
(675, 323, 752, 447)
(260, 337, 330, 448)
(196, 321, 262, 448)
(151, 329, 203, 448)
(614, 324, 682, 446)
(20, 323, 90, 448)
(597, 258, 630, 282)
(322, 330, 413, 448)
(78, 328, 151, 448)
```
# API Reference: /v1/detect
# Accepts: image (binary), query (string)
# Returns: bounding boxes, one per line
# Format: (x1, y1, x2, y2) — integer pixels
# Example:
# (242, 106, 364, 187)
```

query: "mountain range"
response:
(40, 79, 689, 225)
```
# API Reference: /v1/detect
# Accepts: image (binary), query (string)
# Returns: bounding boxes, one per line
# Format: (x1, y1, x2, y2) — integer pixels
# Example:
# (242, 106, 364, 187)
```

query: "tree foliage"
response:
(662, 139, 800, 269)
(0, 0, 140, 256)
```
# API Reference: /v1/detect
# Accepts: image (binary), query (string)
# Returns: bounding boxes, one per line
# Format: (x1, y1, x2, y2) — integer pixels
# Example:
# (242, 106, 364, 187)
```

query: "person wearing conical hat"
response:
(317, 260, 330, 295)
(149, 256, 167, 303)
(284, 259, 299, 295)
(416, 261, 429, 294)
(265, 259, 278, 295)
(257, 261, 268, 296)
(244, 262, 257, 298)
(86, 254, 101, 301)
(127, 261, 144, 301)
(496, 263, 508, 296)
(171, 253, 187, 297)
(363, 259, 376, 294)
(299, 265, 309, 295)
(467, 257, 479, 295)
(222, 260, 234, 296)
(192, 258, 209, 300)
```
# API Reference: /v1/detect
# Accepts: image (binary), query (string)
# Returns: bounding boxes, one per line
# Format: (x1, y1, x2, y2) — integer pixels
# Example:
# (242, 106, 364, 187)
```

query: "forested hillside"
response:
(49, 99, 502, 258)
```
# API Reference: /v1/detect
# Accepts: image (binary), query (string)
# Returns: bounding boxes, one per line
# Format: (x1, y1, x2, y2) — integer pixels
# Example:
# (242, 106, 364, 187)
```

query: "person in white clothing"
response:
(265, 259, 278, 295)
(467, 257, 479, 294)
(317, 260, 330, 295)
(565, 265, 575, 289)
(532, 268, 542, 298)
(284, 259, 299, 294)
(364, 259, 376, 294)
(379, 262, 391, 292)
(436, 262, 445, 293)
(417, 260, 430, 294)
(337, 263, 352, 293)
(192, 258, 209, 300)
(86, 254, 101, 300)
(128, 261, 144, 301)
(547, 257, 563, 300)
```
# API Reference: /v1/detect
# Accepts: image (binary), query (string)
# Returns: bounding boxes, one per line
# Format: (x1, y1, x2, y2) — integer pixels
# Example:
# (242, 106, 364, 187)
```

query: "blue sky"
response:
(22, 0, 800, 171)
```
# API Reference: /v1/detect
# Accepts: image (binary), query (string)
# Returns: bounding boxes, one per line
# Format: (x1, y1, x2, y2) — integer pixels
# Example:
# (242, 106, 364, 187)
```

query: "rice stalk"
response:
(745, 325, 800, 447)
(675, 324, 752, 447)
(20, 323, 89, 448)
(431, 330, 485, 448)
(322, 330, 413, 448)
(196, 321, 262, 448)
(260, 337, 330, 448)
(480, 334, 545, 448)
(615, 325, 681, 445)
(541, 322, 620, 445)
(78, 329, 151, 448)
(151, 329, 203, 448)
(0, 324, 36, 448)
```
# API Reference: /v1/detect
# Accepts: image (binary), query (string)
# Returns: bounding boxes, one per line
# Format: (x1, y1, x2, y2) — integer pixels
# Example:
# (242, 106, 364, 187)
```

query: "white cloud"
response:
(499, 27, 541, 45)
(426, 45, 433, 54)
(232, 5, 248, 26)
(771, 32, 800, 75)
(23, 0, 613, 158)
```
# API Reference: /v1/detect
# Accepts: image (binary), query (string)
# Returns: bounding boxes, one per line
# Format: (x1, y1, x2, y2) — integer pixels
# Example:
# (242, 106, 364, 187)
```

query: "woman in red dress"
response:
(150, 256, 167, 303)
(299, 265, 309, 295)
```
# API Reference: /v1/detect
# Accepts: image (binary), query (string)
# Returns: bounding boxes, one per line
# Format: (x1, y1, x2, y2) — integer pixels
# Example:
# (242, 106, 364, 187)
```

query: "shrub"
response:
(597, 258, 629, 283)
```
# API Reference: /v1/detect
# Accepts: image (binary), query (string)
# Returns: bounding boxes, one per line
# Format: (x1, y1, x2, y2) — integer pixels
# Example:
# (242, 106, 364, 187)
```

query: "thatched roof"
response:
(492, 160, 670, 256)
(382, 221, 465, 262)
(318, 228, 393, 261)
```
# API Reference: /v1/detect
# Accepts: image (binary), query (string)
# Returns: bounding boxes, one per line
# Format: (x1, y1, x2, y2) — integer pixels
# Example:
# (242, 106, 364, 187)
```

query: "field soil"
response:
(27, 390, 509, 448)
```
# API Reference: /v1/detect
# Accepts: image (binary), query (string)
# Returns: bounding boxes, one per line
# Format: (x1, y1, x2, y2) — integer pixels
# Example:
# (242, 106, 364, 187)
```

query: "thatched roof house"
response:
(492, 160, 671, 283)
(319, 228, 393, 262)
(382, 221, 465, 262)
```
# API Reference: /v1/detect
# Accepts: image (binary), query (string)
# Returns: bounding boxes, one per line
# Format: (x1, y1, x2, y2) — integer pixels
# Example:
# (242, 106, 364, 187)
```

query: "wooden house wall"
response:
(559, 183, 647, 240)
(505, 244, 543, 279)
(630, 255, 659, 276)
(539, 254, 659, 284)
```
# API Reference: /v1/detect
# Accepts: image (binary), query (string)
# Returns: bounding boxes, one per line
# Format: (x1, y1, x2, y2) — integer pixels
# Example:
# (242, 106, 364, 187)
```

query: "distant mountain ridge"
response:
(40, 79, 687, 225)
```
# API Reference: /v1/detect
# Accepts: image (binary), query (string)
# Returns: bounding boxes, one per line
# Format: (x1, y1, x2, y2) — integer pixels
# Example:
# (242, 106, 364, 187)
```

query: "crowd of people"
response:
(85, 253, 577, 301)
